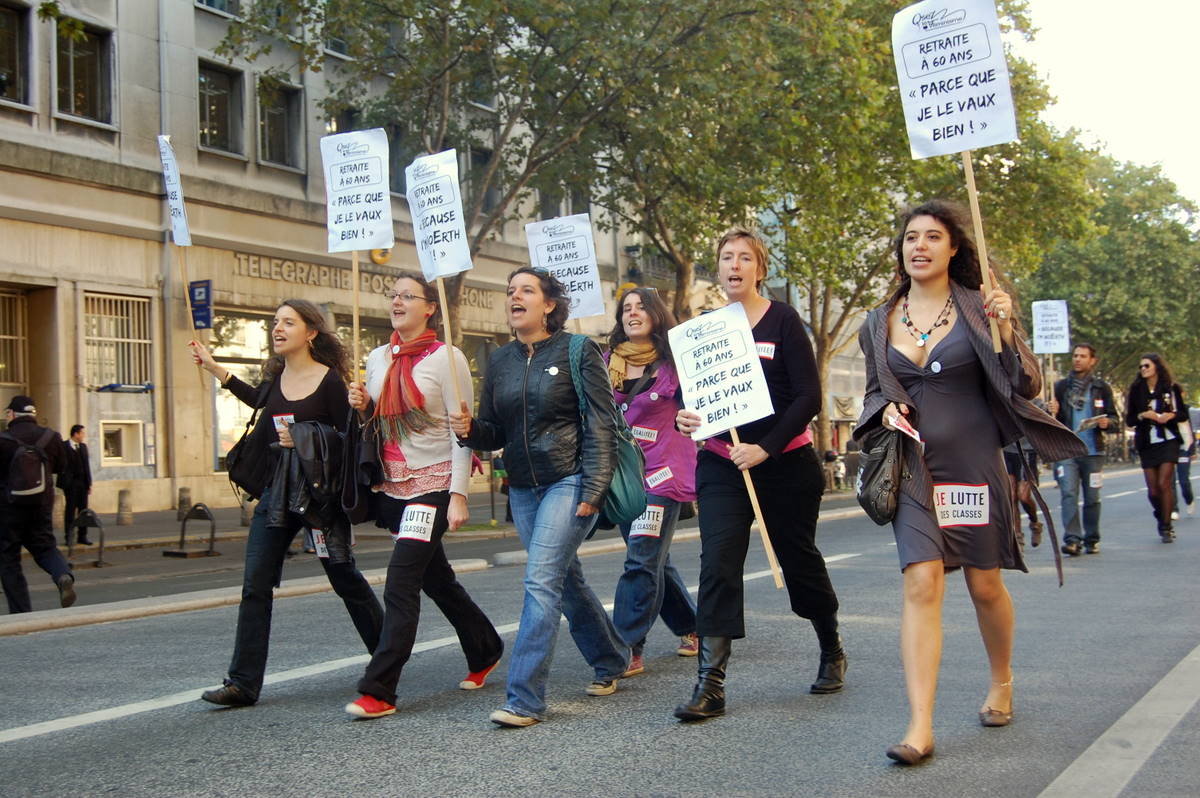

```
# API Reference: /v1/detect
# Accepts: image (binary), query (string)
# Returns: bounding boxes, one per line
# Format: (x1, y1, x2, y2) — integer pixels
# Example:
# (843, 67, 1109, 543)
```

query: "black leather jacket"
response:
(266, 421, 352, 563)
(462, 330, 617, 507)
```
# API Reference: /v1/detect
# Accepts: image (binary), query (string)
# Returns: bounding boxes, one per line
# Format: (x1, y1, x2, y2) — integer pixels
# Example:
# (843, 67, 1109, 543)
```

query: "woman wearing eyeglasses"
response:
(1126, 354, 1188, 542)
(343, 273, 503, 719)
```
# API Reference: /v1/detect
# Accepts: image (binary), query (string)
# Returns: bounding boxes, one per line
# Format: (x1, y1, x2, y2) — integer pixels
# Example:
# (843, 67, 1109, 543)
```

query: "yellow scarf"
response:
(610, 342, 658, 388)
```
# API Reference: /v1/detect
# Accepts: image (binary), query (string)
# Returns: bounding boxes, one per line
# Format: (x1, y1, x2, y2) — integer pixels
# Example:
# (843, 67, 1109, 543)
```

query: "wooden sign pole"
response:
(730, 428, 784, 590)
(961, 150, 1003, 353)
(351, 250, 361, 373)
(436, 277, 464, 409)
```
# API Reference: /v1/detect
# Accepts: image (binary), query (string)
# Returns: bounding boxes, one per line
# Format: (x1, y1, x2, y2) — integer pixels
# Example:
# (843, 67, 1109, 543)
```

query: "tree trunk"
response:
(673, 257, 695, 321)
(813, 339, 833, 454)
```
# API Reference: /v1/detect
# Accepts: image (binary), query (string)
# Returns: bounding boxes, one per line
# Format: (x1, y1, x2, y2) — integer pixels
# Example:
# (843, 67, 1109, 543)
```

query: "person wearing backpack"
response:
(0, 395, 76, 613)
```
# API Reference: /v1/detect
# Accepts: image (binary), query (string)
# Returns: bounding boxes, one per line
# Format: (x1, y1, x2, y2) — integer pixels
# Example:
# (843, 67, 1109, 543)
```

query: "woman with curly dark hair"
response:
(854, 200, 1084, 764)
(450, 267, 628, 727)
(1126, 353, 1188, 542)
(189, 299, 383, 707)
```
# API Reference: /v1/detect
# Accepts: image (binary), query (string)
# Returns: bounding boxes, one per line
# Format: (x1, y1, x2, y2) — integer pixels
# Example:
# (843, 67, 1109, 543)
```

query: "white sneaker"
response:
(1171, 510, 1180, 520)
(1188, 501, 1195, 516)
(489, 708, 538, 727)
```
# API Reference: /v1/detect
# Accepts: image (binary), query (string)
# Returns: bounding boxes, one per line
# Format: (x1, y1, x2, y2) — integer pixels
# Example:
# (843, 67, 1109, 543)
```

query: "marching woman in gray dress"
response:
(855, 200, 1084, 764)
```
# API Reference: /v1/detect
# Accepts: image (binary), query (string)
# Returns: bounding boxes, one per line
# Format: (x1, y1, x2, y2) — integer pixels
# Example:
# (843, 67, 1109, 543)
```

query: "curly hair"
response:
(892, 199, 982, 293)
(607, 286, 676, 361)
(261, 299, 350, 382)
(508, 266, 570, 334)
(1132, 352, 1176, 392)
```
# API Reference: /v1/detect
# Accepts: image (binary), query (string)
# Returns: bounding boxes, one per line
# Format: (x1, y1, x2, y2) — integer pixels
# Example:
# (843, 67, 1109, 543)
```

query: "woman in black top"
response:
(188, 299, 383, 707)
(1126, 353, 1188, 542)
(674, 226, 845, 722)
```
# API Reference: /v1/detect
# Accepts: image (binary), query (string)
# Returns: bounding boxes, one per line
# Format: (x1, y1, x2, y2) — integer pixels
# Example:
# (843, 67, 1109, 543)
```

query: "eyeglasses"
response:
(386, 292, 429, 303)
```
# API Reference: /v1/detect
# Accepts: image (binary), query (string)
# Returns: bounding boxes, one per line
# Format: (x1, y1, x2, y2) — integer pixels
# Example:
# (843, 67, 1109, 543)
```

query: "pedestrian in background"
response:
(189, 300, 384, 707)
(1174, 416, 1195, 517)
(343, 273, 503, 720)
(1125, 353, 1188, 542)
(1046, 344, 1120, 555)
(450, 267, 628, 728)
(0, 395, 76, 613)
(674, 225, 845, 723)
(606, 287, 699, 679)
(855, 200, 1083, 765)
(59, 424, 93, 545)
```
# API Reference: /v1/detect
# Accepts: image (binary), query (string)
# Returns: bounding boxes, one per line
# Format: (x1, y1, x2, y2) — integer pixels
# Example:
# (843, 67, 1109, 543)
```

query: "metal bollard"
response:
(164, 503, 220, 558)
(116, 489, 133, 525)
(177, 487, 192, 521)
(67, 510, 109, 568)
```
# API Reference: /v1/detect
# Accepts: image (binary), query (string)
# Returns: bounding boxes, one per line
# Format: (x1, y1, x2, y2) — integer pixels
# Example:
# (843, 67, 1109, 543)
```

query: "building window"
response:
(198, 63, 243, 153)
(258, 79, 301, 167)
(570, 185, 590, 216)
(196, 0, 240, 14)
(84, 294, 152, 387)
(0, 4, 29, 105)
(56, 24, 112, 123)
(389, 124, 423, 193)
(100, 420, 144, 466)
(469, 148, 501, 215)
(0, 289, 27, 389)
(539, 188, 562, 221)
(326, 106, 359, 135)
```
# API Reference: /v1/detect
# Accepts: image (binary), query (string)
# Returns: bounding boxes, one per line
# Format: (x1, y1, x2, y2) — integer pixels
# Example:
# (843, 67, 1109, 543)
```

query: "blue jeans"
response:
(1055, 455, 1105, 544)
(226, 488, 384, 699)
(613, 496, 697, 653)
(505, 473, 629, 719)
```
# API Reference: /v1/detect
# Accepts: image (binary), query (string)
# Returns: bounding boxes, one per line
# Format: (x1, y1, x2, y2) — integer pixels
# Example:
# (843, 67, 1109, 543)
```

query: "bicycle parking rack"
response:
(163, 503, 221, 558)
(66, 509, 109, 568)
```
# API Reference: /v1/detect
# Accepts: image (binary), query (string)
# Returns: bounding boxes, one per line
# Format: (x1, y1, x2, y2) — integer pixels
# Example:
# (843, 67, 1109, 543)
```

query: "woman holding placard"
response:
(855, 200, 1083, 764)
(449, 267, 628, 728)
(673, 226, 844, 722)
(606, 287, 699, 677)
(188, 300, 384, 708)
(343, 273, 503, 720)
(1125, 353, 1188, 542)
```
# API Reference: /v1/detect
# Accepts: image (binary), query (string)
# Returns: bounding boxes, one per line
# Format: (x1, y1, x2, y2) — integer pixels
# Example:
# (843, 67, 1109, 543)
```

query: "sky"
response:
(1007, 1, 1200, 205)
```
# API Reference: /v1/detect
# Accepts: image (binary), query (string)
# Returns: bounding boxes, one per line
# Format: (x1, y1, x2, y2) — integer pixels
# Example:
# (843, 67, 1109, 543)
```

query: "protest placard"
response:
(156, 135, 191, 247)
(668, 303, 774, 441)
(525, 214, 605, 320)
(319, 129, 395, 254)
(891, 0, 1017, 160)
(1031, 299, 1070, 354)
(405, 149, 473, 281)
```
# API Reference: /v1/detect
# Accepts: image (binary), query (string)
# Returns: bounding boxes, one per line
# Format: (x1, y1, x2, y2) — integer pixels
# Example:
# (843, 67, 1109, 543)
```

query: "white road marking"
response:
(1103, 489, 1142, 499)
(0, 551, 863, 744)
(1038, 639, 1200, 797)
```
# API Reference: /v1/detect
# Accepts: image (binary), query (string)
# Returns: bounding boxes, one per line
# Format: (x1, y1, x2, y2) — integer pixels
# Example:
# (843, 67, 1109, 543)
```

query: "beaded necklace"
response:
(901, 293, 953, 347)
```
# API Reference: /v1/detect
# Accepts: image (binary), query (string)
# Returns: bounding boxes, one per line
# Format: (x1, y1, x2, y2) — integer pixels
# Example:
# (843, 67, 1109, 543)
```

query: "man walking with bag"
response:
(0, 395, 76, 612)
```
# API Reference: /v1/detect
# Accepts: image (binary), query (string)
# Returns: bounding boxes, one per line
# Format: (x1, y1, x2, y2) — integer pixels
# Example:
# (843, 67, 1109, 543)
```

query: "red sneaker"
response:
(459, 660, 500, 690)
(677, 633, 699, 657)
(622, 653, 645, 677)
(344, 695, 396, 719)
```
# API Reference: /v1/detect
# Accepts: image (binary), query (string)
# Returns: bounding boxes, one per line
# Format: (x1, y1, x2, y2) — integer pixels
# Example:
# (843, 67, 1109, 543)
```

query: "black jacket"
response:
(58, 441, 92, 490)
(1126, 380, 1188, 453)
(1052, 374, 1120, 438)
(0, 416, 66, 510)
(266, 421, 352, 563)
(461, 331, 617, 507)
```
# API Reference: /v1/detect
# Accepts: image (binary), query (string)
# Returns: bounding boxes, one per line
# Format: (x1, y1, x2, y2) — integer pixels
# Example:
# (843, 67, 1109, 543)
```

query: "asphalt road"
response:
(2, 467, 1199, 797)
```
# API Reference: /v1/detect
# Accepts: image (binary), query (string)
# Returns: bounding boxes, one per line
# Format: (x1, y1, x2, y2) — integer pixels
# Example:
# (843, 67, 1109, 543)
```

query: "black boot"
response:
(674, 636, 731, 721)
(810, 641, 847, 694)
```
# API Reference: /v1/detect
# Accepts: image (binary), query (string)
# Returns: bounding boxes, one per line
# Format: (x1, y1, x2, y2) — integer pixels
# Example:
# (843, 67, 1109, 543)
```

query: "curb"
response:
(0, 558, 490, 637)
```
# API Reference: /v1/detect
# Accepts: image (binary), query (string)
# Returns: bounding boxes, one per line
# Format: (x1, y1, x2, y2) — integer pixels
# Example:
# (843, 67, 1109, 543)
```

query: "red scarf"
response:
(374, 329, 440, 442)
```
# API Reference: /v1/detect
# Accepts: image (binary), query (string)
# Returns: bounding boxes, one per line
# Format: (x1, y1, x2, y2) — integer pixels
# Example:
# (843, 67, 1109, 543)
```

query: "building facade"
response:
(0, 0, 681, 515)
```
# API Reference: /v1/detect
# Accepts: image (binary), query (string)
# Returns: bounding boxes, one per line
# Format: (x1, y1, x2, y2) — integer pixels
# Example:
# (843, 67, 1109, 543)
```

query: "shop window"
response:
(0, 289, 27, 389)
(258, 78, 302, 167)
(84, 294, 152, 387)
(100, 420, 144, 466)
(56, 23, 113, 123)
(0, 3, 30, 105)
(199, 63, 243, 154)
(210, 313, 271, 470)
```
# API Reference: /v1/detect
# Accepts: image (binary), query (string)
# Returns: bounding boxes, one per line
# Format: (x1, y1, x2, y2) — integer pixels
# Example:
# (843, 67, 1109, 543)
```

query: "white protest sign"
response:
(405, 149, 472, 280)
(524, 214, 605, 320)
(668, 302, 774, 440)
(1031, 299, 1070, 354)
(319, 129, 394, 253)
(156, 135, 191, 246)
(891, 0, 1018, 159)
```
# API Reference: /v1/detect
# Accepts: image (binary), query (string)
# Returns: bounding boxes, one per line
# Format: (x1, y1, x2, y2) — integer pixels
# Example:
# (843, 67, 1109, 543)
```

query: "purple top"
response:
(611, 357, 697, 503)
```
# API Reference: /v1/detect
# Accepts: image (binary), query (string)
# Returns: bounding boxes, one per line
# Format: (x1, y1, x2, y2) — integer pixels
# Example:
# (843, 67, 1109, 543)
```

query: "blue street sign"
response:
(189, 279, 212, 329)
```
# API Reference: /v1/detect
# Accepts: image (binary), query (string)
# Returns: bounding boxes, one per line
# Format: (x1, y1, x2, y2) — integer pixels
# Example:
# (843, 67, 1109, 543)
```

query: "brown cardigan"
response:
(854, 281, 1086, 579)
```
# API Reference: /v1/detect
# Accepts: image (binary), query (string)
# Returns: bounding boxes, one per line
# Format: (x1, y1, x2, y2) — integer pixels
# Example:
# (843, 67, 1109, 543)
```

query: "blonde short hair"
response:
(715, 225, 769, 288)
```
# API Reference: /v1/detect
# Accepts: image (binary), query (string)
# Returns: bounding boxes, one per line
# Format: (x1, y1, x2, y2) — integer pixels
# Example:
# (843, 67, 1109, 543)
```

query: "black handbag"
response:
(856, 424, 904, 525)
(226, 380, 272, 501)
